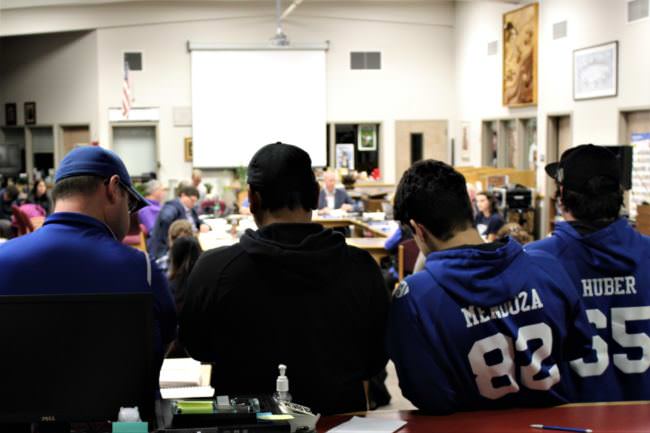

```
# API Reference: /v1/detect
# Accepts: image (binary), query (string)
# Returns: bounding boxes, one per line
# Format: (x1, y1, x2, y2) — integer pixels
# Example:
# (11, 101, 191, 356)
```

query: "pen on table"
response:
(530, 424, 592, 433)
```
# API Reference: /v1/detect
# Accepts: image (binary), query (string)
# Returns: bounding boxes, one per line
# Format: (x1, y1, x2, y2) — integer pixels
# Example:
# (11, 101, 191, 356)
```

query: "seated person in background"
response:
(387, 159, 593, 414)
(149, 185, 208, 259)
(138, 179, 168, 234)
(526, 144, 650, 402)
(166, 236, 203, 358)
(156, 219, 194, 274)
(0, 146, 177, 378)
(475, 191, 504, 241)
(0, 184, 19, 238)
(496, 222, 532, 245)
(317, 171, 356, 214)
(28, 179, 52, 215)
(180, 142, 389, 415)
(192, 168, 207, 201)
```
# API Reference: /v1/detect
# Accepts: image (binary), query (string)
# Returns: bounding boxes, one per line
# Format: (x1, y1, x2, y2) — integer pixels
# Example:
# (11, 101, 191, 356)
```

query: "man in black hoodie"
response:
(179, 142, 389, 415)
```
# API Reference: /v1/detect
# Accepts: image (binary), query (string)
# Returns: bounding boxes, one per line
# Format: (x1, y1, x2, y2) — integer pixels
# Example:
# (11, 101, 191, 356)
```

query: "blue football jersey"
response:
(527, 219, 650, 401)
(387, 238, 593, 414)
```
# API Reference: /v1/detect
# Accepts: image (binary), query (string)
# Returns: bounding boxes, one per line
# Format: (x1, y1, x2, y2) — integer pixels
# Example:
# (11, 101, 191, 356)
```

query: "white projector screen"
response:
(191, 49, 327, 168)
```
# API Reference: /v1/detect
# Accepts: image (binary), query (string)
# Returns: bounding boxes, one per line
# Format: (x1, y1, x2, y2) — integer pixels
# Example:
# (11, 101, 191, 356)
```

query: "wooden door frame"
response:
(57, 124, 91, 169)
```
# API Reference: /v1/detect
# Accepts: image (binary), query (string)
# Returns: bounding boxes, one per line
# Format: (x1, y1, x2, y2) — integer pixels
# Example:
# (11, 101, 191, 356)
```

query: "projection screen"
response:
(190, 47, 327, 168)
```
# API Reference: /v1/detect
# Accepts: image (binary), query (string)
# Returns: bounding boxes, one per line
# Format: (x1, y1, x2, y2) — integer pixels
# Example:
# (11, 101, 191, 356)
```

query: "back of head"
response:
(3, 184, 19, 201)
(145, 180, 162, 196)
(168, 219, 194, 245)
(496, 223, 532, 245)
(247, 142, 319, 212)
(169, 236, 202, 282)
(394, 160, 474, 241)
(546, 144, 623, 222)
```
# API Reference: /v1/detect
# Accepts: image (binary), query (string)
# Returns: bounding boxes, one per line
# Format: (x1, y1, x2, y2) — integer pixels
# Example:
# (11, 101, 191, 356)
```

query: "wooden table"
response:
(346, 237, 388, 264)
(317, 402, 650, 433)
(313, 217, 389, 238)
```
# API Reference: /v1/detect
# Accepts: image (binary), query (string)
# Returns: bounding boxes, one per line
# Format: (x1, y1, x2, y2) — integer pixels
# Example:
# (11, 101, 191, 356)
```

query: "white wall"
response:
(92, 1, 457, 184)
(455, 0, 650, 186)
(0, 31, 98, 134)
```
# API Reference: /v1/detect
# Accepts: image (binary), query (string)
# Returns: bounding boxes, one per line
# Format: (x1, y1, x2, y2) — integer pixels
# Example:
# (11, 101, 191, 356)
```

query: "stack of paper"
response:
(327, 416, 407, 433)
(159, 358, 215, 399)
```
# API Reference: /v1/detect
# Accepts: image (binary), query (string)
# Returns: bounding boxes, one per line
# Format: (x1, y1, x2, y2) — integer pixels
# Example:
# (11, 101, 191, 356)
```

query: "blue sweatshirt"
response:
(526, 219, 650, 401)
(387, 238, 593, 414)
(0, 212, 177, 377)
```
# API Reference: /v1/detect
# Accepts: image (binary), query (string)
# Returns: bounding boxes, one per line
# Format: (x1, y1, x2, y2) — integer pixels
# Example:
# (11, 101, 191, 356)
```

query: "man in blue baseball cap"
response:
(0, 146, 176, 394)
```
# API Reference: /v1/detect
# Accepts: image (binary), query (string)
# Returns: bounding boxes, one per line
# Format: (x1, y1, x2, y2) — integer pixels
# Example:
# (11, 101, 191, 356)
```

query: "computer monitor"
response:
(0, 293, 154, 428)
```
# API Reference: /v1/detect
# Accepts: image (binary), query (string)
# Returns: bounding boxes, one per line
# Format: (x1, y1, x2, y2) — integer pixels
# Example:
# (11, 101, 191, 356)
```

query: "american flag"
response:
(122, 61, 132, 118)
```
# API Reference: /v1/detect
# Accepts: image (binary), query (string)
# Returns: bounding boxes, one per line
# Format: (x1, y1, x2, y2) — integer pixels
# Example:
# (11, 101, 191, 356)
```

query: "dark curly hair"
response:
(394, 160, 474, 241)
(558, 177, 623, 222)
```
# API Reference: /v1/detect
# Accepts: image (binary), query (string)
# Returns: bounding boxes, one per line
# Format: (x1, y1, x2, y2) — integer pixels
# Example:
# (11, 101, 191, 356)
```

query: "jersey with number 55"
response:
(527, 219, 650, 402)
(387, 238, 594, 414)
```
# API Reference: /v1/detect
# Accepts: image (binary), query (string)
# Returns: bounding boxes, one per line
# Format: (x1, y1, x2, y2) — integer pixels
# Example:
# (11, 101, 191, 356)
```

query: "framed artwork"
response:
(357, 124, 377, 151)
(502, 3, 538, 107)
(24, 102, 36, 125)
(460, 122, 471, 163)
(184, 137, 193, 162)
(4, 103, 16, 126)
(573, 41, 618, 100)
(335, 143, 354, 170)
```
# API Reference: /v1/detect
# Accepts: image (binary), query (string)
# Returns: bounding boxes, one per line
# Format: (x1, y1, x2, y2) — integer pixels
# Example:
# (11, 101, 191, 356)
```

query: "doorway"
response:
(395, 120, 447, 179)
(546, 114, 572, 234)
(58, 125, 90, 166)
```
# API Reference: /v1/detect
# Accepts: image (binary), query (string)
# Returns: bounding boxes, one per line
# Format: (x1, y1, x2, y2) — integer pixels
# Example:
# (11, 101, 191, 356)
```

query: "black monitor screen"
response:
(0, 293, 154, 424)
(604, 145, 633, 190)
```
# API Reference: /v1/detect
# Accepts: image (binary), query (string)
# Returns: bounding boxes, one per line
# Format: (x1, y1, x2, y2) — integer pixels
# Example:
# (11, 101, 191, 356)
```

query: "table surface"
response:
(316, 402, 650, 433)
(345, 237, 388, 250)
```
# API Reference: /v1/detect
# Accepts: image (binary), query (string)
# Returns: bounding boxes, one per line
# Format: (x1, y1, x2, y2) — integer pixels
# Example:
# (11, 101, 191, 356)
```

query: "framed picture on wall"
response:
(502, 3, 538, 107)
(335, 143, 355, 170)
(4, 103, 16, 126)
(357, 124, 377, 151)
(184, 137, 193, 161)
(573, 41, 618, 100)
(24, 102, 36, 125)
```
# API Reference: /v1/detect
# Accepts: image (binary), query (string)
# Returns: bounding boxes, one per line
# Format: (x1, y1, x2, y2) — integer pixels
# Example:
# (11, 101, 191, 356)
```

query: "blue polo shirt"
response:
(0, 212, 177, 374)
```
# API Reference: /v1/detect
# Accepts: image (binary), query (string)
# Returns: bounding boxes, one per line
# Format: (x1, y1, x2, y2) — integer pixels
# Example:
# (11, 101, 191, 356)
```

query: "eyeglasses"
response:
(105, 177, 139, 214)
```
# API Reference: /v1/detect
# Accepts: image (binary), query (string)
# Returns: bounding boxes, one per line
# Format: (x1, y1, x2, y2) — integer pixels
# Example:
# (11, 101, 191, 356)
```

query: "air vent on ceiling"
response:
(350, 52, 381, 70)
(487, 41, 498, 56)
(553, 20, 568, 39)
(628, 0, 649, 22)
(124, 52, 143, 71)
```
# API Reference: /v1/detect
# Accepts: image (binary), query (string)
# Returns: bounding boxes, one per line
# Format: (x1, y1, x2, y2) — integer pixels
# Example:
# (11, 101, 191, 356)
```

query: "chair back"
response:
(397, 238, 419, 280)
(11, 204, 35, 236)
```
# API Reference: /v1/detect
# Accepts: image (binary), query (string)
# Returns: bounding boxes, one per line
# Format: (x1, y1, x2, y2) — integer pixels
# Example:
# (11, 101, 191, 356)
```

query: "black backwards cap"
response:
(545, 144, 621, 194)
(247, 142, 317, 192)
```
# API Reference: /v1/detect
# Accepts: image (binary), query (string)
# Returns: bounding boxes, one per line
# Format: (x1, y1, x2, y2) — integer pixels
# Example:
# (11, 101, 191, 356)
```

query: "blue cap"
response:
(55, 146, 148, 212)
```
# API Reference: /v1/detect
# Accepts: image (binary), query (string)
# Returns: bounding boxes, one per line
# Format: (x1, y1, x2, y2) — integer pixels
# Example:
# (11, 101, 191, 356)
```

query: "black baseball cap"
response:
(55, 146, 148, 212)
(247, 142, 317, 194)
(545, 144, 621, 193)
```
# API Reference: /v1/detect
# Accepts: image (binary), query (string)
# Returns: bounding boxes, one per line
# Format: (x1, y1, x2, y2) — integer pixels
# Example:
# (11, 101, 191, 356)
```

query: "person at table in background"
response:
(317, 170, 356, 214)
(27, 179, 52, 215)
(0, 184, 19, 238)
(179, 142, 389, 415)
(496, 222, 532, 245)
(192, 168, 207, 201)
(386, 159, 593, 415)
(138, 179, 168, 235)
(474, 191, 504, 241)
(526, 144, 650, 402)
(149, 185, 208, 259)
(0, 146, 177, 382)
(155, 219, 194, 274)
(166, 235, 203, 358)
